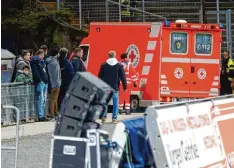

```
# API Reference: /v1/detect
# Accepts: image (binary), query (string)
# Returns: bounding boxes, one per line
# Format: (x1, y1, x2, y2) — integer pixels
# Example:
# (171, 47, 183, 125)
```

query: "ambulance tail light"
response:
(211, 25, 219, 29)
(160, 97, 172, 102)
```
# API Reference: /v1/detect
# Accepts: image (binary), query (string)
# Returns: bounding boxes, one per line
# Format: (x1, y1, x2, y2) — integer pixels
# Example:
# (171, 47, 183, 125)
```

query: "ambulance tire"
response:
(130, 96, 139, 113)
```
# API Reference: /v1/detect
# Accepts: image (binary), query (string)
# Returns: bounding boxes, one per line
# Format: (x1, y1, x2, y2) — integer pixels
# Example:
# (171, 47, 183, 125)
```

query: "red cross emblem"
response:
(199, 71, 204, 77)
(129, 50, 136, 63)
(177, 71, 181, 76)
(197, 68, 206, 79)
(174, 68, 183, 79)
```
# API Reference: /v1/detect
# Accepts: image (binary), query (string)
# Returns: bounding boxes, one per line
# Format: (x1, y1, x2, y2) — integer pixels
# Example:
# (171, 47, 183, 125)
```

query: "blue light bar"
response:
(164, 20, 170, 27)
(219, 23, 224, 29)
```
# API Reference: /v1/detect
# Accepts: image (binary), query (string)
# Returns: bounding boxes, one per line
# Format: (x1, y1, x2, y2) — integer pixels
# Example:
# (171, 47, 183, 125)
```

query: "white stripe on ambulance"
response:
(144, 53, 154, 63)
(161, 80, 168, 85)
(150, 23, 161, 38)
(162, 57, 220, 64)
(212, 82, 219, 86)
(161, 75, 166, 79)
(141, 66, 150, 75)
(147, 41, 157, 50)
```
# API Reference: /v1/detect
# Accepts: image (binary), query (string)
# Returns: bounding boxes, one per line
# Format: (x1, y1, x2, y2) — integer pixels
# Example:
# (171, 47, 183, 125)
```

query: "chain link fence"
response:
(79, 0, 201, 24)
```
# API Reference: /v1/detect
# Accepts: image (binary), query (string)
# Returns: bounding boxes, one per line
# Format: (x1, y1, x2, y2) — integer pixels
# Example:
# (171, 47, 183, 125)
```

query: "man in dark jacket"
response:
(58, 47, 75, 110)
(220, 50, 234, 95)
(71, 47, 86, 72)
(98, 51, 127, 124)
(45, 47, 61, 117)
(30, 49, 49, 122)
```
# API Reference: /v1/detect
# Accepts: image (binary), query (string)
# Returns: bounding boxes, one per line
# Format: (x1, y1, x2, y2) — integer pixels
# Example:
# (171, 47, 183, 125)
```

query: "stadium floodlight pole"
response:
(119, 0, 121, 22)
(106, 0, 109, 22)
(216, 0, 220, 24)
(108, 0, 166, 20)
(142, 0, 145, 22)
(79, 0, 82, 29)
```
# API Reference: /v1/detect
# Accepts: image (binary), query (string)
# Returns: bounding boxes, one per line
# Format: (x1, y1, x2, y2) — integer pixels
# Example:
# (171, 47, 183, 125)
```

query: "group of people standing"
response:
(13, 45, 86, 122)
(13, 44, 138, 124)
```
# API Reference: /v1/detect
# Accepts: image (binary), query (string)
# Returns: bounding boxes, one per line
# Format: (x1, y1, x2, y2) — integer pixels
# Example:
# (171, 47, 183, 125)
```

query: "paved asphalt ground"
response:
(1, 113, 144, 168)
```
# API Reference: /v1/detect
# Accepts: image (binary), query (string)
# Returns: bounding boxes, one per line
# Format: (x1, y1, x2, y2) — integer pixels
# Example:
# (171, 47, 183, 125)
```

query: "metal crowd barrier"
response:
(1, 82, 49, 126)
(1, 105, 20, 168)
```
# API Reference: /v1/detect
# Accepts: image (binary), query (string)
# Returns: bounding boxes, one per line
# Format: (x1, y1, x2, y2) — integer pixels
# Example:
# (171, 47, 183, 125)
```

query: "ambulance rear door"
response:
(161, 29, 191, 98)
(190, 30, 221, 97)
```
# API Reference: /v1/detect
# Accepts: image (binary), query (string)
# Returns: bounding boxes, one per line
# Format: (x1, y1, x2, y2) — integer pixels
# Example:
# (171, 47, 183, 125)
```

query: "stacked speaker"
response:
(54, 72, 114, 138)
(50, 72, 114, 168)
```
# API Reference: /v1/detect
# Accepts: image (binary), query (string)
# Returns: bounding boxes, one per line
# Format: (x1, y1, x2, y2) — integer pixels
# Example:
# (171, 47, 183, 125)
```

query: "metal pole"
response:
(200, 0, 204, 23)
(79, 0, 82, 29)
(106, 0, 109, 22)
(2, 105, 20, 168)
(142, 0, 145, 22)
(119, 0, 121, 22)
(226, 9, 232, 58)
(216, 0, 220, 24)
(57, 0, 60, 11)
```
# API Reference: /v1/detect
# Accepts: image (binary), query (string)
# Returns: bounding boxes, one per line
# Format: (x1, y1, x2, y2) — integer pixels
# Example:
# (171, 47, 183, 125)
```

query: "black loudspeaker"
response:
(85, 104, 106, 121)
(50, 135, 89, 168)
(60, 95, 90, 120)
(55, 116, 83, 137)
(67, 72, 114, 104)
(55, 72, 114, 138)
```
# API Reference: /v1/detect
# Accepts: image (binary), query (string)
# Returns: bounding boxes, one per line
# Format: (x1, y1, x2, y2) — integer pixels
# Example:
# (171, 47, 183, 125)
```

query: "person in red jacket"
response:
(119, 53, 138, 114)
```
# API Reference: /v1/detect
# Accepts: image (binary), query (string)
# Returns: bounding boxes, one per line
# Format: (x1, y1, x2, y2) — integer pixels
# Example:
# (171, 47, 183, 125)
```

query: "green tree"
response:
(2, 0, 87, 54)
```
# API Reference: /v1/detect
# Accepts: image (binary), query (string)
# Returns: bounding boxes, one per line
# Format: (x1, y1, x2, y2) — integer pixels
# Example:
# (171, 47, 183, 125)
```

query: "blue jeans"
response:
(103, 91, 119, 120)
(36, 82, 48, 119)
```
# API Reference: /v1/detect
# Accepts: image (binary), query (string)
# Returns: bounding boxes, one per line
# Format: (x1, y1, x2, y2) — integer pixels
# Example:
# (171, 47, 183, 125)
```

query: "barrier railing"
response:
(1, 105, 20, 168)
(145, 94, 234, 168)
(1, 82, 36, 126)
(1, 82, 49, 126)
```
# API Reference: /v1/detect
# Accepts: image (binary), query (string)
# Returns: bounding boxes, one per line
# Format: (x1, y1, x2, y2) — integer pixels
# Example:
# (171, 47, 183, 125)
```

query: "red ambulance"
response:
(79, 20, 223, 111)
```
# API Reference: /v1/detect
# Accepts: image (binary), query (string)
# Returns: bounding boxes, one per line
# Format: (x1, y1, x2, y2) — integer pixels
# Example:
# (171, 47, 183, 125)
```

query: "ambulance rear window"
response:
(170, 32, 188, 54)
(195, 33, 212, 55)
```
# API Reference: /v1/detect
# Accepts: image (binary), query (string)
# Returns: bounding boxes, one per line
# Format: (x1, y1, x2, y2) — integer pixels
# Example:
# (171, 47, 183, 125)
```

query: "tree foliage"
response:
(2, 0, 86, 54)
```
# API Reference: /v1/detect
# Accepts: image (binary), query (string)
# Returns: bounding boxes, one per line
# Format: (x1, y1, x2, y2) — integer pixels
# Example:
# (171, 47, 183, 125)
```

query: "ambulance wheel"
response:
(130, 96, 139, 112)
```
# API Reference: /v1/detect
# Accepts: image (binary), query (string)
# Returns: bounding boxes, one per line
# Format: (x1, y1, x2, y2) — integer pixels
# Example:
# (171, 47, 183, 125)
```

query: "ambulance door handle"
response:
(191, 66, 195, 73)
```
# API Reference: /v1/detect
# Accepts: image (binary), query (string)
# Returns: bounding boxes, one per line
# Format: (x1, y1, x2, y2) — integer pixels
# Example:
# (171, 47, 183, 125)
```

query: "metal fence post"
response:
(119, 0, 121, 22)
(1, 105, 20, 168)
(226, 9, 232, 58)
(57, 0, 60, 11)
(106, 0, 109, 22)
(216, 0, 220, 24)
(142, 0, 145, 22)
(79, 0, 82, 29)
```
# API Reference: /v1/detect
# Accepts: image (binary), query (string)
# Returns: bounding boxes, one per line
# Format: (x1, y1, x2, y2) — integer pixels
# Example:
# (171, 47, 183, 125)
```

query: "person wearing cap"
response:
(98, 50, 127, 124)
(14, 65, 33, 84)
